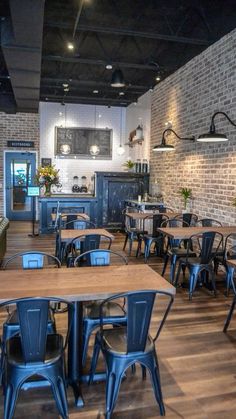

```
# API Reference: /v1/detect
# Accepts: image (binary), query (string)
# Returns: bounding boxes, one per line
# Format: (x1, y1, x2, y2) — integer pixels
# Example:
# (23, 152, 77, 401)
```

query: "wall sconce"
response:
(197, 111, 236, 142)
(153, 128, 195, 152)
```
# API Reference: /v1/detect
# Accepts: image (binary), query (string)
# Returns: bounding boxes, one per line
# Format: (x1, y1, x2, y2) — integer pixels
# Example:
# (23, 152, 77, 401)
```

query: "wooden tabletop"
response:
(60, 228, 114, 241)
(126, 212, 180, 220)
(0, 265, 175, 302)
(157, 226, 236, 240)
(51, 213, 89, 221)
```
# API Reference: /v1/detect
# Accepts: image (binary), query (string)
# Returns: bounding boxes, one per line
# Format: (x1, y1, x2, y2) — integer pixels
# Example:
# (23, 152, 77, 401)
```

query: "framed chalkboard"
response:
(55, 127, 112, 159)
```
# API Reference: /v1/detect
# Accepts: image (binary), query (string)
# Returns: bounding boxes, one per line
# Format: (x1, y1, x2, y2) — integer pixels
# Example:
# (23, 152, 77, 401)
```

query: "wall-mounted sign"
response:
(41, 158, 52, 167)
(7, 140, 34, 148)
(27, 186, 40, 197)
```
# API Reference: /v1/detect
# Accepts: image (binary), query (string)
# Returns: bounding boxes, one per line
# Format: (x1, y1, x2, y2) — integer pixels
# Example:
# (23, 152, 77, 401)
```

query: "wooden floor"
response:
(1, 221, 236, 418)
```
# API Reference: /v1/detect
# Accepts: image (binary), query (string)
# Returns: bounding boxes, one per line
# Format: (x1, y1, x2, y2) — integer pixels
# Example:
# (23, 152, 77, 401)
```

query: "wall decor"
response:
(55, 127, 112, 159)
(41, 158, 52, 167)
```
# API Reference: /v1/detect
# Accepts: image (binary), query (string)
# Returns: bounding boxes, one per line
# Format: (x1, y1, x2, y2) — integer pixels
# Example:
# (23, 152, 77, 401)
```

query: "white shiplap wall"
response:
(39, 102, 129, 192)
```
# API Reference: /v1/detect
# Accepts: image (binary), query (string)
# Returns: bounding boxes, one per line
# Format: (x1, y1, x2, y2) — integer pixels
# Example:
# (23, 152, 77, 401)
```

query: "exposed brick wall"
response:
(0, 112, 40, 216)
(150, 29, 236, 225)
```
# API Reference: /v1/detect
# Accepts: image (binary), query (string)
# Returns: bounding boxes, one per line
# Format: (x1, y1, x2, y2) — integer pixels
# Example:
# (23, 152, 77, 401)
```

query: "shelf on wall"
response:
(124, 138, 144, 148)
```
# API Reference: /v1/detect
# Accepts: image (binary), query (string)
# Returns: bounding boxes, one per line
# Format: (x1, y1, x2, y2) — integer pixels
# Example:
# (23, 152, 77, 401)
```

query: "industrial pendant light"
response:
(153, 128, 195, 152)
(111, 68, 125, 87)
(197, 111, 236, 142)
(117, 108, 125, 156)
(60, 104, 71, 155)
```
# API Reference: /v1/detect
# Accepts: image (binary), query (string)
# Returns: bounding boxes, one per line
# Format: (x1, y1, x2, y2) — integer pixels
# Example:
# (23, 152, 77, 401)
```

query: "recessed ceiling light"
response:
(156, 75, 161, 82)
(149, 87, 154, 92)
(59, 111, 63, 116)
(106, 64, 113, 70)
(67, 42, 74, 50)
(62, 83, 69, 88)
(93, 89, 99, 94)
(64, 87, 69, 92)
(98, 114, 102, 118)
(119, 92, 125, 96)
(45, 97, 48, 101)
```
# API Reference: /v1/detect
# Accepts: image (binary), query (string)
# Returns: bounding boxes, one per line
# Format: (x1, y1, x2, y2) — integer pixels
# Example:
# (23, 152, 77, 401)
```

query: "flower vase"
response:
(44, 183, 52, 196)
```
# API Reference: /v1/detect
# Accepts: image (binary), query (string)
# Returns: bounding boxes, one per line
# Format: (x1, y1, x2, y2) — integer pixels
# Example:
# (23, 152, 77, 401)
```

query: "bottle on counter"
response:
(141, 159, 149, 173)
(135, 159, 142, 173)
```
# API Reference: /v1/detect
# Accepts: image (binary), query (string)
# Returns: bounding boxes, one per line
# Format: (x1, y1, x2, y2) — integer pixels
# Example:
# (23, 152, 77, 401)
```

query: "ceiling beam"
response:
(41, 77, 148, 91)
(45, 21, 213, 46)
(42, 55, 173, 72)
(41, 94, 130, 107)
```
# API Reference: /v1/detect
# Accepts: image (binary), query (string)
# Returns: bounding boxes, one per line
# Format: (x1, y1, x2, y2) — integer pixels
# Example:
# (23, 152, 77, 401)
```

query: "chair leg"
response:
(170, 255, 177, 284)
(189, 269, 199, 300)
(161, 254, 169, 276)
(223, 296, 236, 332)
(175, 261, 183, 287)
(105, 364, 124, 418)
(226, 267, 234, 296)
(144, 352, 165, 416)
(123, 234, 128, 251)
(82, 321, 93, 367)
(89, 334, 101, 384)
(50, 376, 69, 419)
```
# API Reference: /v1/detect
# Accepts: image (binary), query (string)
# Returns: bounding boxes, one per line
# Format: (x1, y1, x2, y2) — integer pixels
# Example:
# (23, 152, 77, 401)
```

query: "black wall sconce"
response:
(152, 128, 195, 152)
(197, 111, 236, 142)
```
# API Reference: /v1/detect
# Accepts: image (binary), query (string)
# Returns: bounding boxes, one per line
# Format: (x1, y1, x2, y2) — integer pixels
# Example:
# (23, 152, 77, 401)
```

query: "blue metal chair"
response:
(74, 249, 128, 367)
(0, 296, 73, 419)
(66, 233, 112, 267)
(196, 218, 222, 227)
(89, 290, 174, 418)
(3, 251, 61, 270)
(136, 213, 169, 262)
(161, 218, 196, 283)
(175, 231, 224, 300)
(122, 208, 148, 256)
(213, 233, 236, 295)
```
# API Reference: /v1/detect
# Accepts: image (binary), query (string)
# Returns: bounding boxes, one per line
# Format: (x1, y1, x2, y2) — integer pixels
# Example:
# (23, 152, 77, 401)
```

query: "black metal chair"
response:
(122, 208, 148, 256)
(175, 231, 224, 300)
(0, 296, 73, 419)
(196, 218, 222, 227)
(66, 233, 112, 267)
(174, 213, 198, 226)
(74, 249, 128, 366)
(89, 290, 174, 418)
(161, 218, 195, 283)
(213, 233, 236, 295)
(3, 251, 61, 270)
(136, 214, 169, 262)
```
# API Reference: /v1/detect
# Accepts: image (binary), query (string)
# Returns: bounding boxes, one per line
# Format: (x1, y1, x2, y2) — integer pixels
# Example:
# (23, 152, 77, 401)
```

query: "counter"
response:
(38, 195, 98, 233)
(125, 199, 164, 211)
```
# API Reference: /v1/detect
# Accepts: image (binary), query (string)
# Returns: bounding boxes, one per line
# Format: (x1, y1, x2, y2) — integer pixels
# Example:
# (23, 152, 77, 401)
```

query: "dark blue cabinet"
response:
(96, 172, 149, 229)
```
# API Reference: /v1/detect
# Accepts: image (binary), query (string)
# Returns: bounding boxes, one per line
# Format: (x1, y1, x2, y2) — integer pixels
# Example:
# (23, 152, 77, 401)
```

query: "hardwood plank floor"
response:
(1, 221, 236, 418)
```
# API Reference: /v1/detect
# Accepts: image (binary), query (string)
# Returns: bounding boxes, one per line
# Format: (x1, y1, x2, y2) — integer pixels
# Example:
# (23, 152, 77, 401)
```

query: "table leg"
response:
(68, 301, 84, 407)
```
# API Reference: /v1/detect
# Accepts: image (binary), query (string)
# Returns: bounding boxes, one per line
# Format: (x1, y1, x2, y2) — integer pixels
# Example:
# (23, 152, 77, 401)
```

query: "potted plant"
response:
(123, 159, 135, 172)
(35, 165, 60, 196)
(179, 187, 192, 210)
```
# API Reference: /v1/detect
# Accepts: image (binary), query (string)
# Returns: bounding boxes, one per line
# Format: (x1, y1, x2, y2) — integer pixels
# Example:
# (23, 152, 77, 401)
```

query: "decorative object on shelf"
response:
(127, 120, 144, 147)
(123, 159, 135, 172)
(179, 187, 192, 210)
(72, 176, 80, 193)
(117, 108, 125, 156)
(41, 158, 52, 167)
(111, 68, 125, 87)
(153, 128, 195, 152)
(197, 111, 236, 143)
(90, 105, 100, 159)
(35, 165, 60, 196)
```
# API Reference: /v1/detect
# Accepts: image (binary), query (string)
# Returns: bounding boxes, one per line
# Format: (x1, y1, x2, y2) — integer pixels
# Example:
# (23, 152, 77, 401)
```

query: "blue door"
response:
(5, 152, 36, 220)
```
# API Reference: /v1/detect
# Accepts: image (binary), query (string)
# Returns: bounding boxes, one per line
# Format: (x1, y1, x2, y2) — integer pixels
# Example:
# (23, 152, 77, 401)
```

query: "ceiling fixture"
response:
(106, 64, 113, 70)
(117, 108, 125, 156)
(155, 74, 161, 82)
(67, 42, 74, 50)
(111, 69, 125, 88)
(93, 89, 99, 94)
(153, 128, 195, 152)
(62, 83, 69, 88)
(90, 105, 100, 158)
(197, 111, 236, 142)
(119, 92, 125, 96)
(60, 103, 71, 155)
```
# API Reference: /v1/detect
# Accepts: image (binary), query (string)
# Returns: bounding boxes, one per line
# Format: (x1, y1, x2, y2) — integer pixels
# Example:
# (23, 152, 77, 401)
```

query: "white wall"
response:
(39, 102, 129, 192)
(125, 91, 152, 163)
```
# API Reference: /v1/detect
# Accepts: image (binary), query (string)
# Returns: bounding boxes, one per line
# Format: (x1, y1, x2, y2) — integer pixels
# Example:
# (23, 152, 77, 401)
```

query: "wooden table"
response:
(0, 265, 175, 406)
(57, 228, 114, 261)
(157, 226, 236, 240)
(126, 212, 180, 220)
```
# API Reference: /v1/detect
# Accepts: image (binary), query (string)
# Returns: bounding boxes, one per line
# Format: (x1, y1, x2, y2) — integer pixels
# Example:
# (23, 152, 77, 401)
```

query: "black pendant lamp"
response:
(111, 68, 125, 87)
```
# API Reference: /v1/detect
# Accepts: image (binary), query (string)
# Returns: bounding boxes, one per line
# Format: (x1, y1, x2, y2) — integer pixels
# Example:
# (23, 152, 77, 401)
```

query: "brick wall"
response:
(0, 112, 40, 216)
(150, 28, 236, 225)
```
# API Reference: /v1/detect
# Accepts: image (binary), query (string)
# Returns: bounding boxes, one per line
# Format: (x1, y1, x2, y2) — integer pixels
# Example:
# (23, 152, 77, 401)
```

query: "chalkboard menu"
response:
(55, 127, 112, 159)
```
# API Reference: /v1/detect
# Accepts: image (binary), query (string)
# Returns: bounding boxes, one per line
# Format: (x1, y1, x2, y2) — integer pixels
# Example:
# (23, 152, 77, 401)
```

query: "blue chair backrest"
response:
(189, 231, 223, 264)
(152, 214, 166, 237)
(127, 291, 155, 352)
(83, 234, 101, 251)
(89, 250, 110, 266)
(17, 299, 49, 362)
(22, 253, 44, 269)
